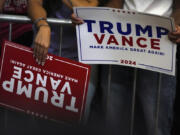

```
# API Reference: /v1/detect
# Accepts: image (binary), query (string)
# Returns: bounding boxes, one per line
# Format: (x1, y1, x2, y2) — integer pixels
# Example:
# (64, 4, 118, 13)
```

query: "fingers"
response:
(71, 13, 84, 25)
(168, 33, 178, 42)
(33, 42, 38, 63)
(33, 26, 51, 66)
(168, 25, 180, 44)
(168, 33, 180, 44)
(41, 47, 48, 66)
(33, 42, 48, 66)
(176, 38, 180, 44)
(38, 45, 47, 66)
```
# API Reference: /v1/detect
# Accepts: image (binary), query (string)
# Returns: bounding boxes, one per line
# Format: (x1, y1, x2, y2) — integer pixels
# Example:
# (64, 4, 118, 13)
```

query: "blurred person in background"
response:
(0, 0, 33, 47)
(27, 0, 100, 134)
(96, 0, 180, 135)
(28, 0, 98, 65)
(28, 0, 180, 135)
(72, 0, 180, 135)
(0, 0, 33, 133)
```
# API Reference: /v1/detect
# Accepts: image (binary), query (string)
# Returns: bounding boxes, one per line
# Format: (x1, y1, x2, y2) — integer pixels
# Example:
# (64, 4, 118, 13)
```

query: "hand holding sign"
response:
(0, 41, 91, 124)
(74, 7, 176, 75)
(168, 25, 180, 43)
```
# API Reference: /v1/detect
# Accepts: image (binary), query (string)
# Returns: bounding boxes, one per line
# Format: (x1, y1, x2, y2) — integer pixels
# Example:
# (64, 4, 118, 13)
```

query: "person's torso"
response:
(123, 0, 173, 17)
(44, 3, 78, 59)
(3, 0, 27, 15)
(0, 0, 32, 44)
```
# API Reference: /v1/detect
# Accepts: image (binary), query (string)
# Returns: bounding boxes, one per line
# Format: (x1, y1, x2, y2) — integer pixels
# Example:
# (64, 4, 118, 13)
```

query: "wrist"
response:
(33, 17, 48, 27)
(36, 20, 49, 27)
(35, 19, 50, 31)
(38, 24, 50, 30)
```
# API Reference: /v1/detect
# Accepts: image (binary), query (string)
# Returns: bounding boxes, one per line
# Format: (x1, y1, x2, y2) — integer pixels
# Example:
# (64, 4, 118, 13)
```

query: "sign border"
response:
(75, 7, 175, 73)
(0, 41, 90, 123)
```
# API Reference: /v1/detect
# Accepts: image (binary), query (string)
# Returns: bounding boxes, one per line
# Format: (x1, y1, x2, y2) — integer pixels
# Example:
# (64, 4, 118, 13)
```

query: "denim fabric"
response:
(83, 65, 99, 124)
(96, 65, 176, 135)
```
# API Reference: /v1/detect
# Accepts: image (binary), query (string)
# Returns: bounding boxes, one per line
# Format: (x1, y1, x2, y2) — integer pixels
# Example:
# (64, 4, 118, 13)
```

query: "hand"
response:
(168, 25, 180, 44)
(71, 13, 84, 25)
(33, 25, 51, 66)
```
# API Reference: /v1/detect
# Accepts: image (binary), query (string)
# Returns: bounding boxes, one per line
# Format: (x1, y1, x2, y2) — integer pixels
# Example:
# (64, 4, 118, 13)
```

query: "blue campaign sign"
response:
(74, 7, 176, 76)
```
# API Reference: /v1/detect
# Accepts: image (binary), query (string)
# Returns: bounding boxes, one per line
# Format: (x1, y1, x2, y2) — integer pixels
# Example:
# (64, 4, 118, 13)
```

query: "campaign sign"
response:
(0, 41, 91, 124)
(74, 7, 177, 76)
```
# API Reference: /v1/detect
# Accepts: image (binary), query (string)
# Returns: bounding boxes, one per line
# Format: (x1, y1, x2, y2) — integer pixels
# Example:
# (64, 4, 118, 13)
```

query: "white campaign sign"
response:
(74, 7, 177, 76)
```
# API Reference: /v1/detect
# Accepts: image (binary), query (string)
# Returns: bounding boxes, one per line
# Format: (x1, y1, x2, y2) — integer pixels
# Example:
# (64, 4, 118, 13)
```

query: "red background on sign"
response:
(0, 41, 91, 124)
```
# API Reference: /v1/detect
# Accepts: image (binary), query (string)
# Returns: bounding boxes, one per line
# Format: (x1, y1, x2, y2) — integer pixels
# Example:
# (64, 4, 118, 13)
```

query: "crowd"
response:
(0, 0, 180, 135)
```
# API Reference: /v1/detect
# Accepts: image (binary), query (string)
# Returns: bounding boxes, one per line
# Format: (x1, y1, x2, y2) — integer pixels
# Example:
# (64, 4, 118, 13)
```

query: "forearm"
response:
(62, 0, 99, 10)
(28, 0, 51, 65)
(168, 0, 180, 44)
(171, 0, 180, 25)
(27, 0, 48, 27)
(106, 0, 124, 9)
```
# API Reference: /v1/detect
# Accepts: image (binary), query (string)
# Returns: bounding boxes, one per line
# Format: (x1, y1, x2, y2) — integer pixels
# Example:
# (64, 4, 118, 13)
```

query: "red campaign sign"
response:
(0, 41, 91, 124)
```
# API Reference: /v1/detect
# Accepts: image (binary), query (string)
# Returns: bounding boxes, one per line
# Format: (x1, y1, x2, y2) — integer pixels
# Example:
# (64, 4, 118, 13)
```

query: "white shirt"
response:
(123, 0, 173, 17)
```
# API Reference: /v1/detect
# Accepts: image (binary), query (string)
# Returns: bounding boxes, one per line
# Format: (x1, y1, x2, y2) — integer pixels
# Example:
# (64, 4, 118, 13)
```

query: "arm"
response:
(106, 0, 124, 9)
(28, 0, 51, 66)
(69, 0, 99, 24)
(71, 0, 124, 24)
(63, 0, 98, 10)
(0, 0, 6, 13)
(171, 0, 180, 25)
(168, 0, 180, 44)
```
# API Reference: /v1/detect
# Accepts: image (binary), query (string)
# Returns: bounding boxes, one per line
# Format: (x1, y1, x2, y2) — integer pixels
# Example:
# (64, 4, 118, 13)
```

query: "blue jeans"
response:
(94, 65, 176, 135)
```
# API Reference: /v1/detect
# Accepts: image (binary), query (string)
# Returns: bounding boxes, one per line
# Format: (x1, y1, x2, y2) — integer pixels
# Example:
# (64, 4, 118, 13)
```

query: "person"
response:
(27, 0, 98, 66)
(83, 0, 179, 135)
(0, 0, 33, 47)
(28, 1, 180, 135)
(0, 0, 33, 133)
(72, 0, 180, 135)
(27, 0, 100, 133)
(0, 0, 5, 12)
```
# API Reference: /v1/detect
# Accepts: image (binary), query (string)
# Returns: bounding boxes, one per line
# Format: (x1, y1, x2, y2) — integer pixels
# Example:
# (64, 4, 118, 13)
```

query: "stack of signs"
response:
(0, 41, 91, 124)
